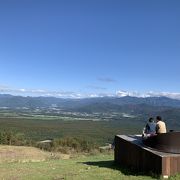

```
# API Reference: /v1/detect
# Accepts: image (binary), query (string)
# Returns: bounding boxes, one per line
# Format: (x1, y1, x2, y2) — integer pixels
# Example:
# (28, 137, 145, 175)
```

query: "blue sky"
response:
(0, 0, 180, 97)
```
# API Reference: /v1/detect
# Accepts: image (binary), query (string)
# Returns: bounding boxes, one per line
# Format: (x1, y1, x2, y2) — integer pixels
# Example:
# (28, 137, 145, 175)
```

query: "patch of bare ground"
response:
(0, 145, 70, 163)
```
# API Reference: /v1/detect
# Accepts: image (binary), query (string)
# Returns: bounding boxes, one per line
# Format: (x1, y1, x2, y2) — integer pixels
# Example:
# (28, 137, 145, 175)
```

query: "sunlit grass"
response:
(0, 150, 157, 180)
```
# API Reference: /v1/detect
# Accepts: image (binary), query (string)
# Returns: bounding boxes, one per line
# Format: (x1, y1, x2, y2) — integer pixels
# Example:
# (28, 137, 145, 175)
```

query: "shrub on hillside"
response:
(37, 137, 98, 153)
(0, 131, 33, 146)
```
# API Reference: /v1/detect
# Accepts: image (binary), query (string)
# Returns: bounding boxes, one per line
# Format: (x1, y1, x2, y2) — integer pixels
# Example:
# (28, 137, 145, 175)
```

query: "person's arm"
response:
(144, 124, 149, 133)
(156, 124, 160, 134)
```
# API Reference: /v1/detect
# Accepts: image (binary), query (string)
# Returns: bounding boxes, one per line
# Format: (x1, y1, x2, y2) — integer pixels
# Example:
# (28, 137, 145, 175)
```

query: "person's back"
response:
(156, 116, 167, 134)
(146, 121, 156, 134)
(142, 117, 156, 138)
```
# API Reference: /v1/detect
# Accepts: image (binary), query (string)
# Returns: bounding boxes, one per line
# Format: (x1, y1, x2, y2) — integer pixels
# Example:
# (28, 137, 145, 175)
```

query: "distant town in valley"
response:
(0, 94, 180, 145)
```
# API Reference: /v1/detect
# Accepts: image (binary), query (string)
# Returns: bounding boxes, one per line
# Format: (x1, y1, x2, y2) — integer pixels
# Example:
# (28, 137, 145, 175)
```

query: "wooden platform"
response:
(114, 135, 180, 177)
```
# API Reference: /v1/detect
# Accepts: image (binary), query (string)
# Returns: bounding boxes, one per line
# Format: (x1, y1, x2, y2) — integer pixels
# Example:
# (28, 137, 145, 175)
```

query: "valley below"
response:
(1, 95, 180, 179)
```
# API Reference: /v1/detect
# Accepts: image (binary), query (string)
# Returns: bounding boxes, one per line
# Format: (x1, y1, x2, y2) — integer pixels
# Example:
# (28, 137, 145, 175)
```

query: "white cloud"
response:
(19, 89, 26, 92)
(149, 92, 180, 100)
(1, 85, 180, 100)
(116, 90, 141, 97)
(116, 90, 180, 100)
(97, 77, 116, 83)
(0, 85, 115, 99)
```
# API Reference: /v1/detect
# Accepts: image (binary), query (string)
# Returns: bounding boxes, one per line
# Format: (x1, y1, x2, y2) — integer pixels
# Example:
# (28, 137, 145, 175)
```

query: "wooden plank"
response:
(162, 157, 170, 176)
(172, 157, 177, 175)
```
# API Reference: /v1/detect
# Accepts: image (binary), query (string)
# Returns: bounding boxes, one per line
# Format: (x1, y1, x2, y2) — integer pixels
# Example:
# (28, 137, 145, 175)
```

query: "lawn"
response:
(0, 146, 159, 180)
(0, 146, 179, 179)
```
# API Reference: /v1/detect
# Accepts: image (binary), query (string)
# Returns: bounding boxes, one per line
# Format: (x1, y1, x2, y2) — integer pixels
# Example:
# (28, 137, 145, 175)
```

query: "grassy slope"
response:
(0, 145, 158, 180)
(0, 145, 179, 179)
(0, 154, 156, 180)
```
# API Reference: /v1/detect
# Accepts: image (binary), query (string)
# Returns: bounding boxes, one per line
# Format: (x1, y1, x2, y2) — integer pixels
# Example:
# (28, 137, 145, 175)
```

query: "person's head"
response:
(149, 117, 154, 123)
(156, 116, 162, 122)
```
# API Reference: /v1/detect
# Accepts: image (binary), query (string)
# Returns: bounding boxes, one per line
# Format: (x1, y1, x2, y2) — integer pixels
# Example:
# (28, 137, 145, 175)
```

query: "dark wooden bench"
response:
(143, 132, 180, 154)
(114, 134, 180, 178)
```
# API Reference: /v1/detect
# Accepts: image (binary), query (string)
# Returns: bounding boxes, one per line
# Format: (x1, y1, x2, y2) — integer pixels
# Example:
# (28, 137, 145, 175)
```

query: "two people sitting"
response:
(142, 116, 167, 139)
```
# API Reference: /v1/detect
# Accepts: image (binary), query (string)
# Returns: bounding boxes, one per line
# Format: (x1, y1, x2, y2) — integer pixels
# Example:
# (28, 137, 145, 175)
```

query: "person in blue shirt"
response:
(142, 117, 156, 138)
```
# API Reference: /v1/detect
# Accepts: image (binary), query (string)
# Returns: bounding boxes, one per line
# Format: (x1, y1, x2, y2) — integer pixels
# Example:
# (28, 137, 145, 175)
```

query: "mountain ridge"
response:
(1, 93, 180, 109)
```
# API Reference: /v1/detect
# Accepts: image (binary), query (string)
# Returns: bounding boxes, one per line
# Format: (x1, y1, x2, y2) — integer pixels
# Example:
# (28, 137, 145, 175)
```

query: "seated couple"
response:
(142, 116, 167, 139)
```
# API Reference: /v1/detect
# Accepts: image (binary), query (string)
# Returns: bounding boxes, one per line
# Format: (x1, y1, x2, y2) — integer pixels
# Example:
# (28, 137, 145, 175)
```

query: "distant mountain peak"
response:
(1, 88, 180, 100)
(1, 93, 180, 109)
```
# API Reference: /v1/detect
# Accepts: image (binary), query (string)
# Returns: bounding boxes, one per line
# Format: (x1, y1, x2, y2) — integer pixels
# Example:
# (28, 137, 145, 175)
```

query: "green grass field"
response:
(0, 145, 180, 179)
(1, 113, 180, 179)
(0, 146, 156, 180)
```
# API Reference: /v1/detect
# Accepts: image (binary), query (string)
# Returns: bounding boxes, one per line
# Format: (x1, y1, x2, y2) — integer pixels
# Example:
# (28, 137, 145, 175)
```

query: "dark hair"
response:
(156, 116, 162, 121)
(149, 117, 154, 122)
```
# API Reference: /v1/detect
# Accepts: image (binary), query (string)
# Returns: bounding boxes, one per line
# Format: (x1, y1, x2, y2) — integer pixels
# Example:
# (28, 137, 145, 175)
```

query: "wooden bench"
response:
(114, 135, 180, 178)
